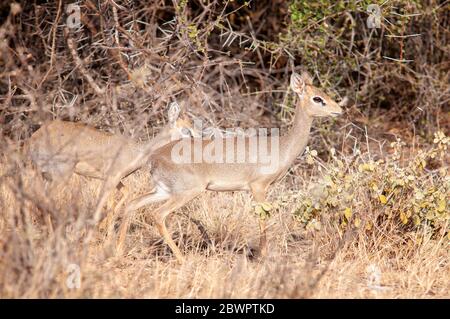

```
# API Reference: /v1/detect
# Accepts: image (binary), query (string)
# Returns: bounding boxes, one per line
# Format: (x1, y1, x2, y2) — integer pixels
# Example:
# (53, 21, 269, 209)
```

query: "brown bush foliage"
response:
(1, 0, 448, 142)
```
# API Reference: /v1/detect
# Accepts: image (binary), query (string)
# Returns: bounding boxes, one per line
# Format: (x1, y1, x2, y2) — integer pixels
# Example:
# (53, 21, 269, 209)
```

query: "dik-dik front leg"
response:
(250, 182, 270, 258)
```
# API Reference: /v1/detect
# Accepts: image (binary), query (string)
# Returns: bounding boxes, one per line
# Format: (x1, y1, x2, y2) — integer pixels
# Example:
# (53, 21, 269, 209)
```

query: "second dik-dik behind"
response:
(26, 102, 190, 185)
(117, 71, 343, 261)
(25, 102, 192, 229)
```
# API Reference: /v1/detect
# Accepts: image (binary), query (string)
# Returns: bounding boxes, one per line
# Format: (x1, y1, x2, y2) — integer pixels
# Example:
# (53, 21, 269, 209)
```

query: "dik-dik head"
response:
(167, 101, 197, 139)
(290, 71, 343, 118)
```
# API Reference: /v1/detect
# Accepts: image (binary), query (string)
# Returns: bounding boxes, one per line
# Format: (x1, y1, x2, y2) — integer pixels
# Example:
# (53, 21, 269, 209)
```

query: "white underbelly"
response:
(206, 181, 250, 192)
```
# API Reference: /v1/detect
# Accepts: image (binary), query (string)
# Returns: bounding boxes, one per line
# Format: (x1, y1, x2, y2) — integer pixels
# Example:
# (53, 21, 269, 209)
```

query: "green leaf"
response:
(379, 195, 388, 204)
(437, 200, 446, 212)
(400, 212, 408, 224)
(261, 202, 273, 211)
(344, 207, 352, 221)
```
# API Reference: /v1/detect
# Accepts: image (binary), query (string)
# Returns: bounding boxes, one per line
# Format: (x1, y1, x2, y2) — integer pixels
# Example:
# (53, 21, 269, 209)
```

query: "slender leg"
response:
(117, 189, 201, 263)
(101, 182, 128, 238)
(44, 163, 75, 191)
(92, 172, 124, 228)
(42, 167, 73, 236)
(258, 218, 267, 257)
(113, 183, 129, 218)
(152, 192, 201, 262)
(116, 187, 170, 254)
(250, 183, 269, 258)
(99, 188, 118, 233)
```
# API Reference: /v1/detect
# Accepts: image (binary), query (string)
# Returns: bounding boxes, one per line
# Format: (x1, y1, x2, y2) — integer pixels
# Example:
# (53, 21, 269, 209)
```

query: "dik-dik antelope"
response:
(25, 102, 193, 229)
(117, 71, 343, 261)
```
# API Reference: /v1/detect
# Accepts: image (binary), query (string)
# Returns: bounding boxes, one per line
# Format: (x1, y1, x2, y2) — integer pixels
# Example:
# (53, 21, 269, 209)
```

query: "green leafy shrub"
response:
(294, 131, 449, 238)
(283, 0, 446, 133)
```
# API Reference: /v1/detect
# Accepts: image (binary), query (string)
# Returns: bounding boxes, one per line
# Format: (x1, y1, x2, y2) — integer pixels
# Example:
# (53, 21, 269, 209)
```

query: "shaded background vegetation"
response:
(1, 0, 448, 141)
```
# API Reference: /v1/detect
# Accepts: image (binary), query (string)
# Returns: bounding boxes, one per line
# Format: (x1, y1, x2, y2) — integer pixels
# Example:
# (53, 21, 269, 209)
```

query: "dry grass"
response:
(0, 140, 448, 299)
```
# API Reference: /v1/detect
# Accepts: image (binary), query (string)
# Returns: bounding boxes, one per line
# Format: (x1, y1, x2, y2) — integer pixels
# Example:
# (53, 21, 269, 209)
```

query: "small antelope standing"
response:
(25, 102, 193, 228)
(117, 71, 343, 261)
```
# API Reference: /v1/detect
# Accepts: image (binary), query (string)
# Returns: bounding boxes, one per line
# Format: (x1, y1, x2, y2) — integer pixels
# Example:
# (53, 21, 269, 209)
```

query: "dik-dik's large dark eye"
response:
(313, 96, 325, 105)
(181, 127, 193, 137)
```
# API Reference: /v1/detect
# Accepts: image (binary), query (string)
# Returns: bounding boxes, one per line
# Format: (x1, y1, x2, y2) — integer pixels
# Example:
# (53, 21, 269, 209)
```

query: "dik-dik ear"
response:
(168, 101, 181, 123)
(290, 71, 313, 97)
(300, 71, 313, 85)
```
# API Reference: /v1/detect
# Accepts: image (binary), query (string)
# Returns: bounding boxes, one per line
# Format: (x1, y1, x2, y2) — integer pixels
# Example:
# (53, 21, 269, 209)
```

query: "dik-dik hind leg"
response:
(92, 173, 124, 229)
(117, 189, 201, 263)
(100, 181, 128, 237)
(42, 161, 76, 189)
(114, 182, 129, 215)
(151, 193, 201, 263)
(250, 183, 270, 258)
(116, 186, 171, 254)
(40, 164, 74, 234)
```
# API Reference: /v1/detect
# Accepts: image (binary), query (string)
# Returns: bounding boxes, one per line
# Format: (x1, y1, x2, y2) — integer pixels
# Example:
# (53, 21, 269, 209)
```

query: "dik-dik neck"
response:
(140, 125, 174, 154)
(280, 102, 314, 166)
